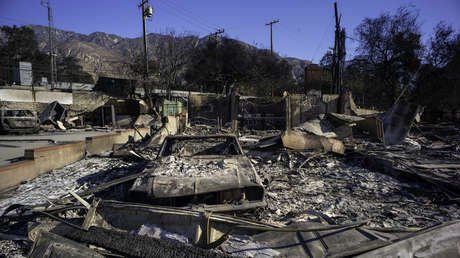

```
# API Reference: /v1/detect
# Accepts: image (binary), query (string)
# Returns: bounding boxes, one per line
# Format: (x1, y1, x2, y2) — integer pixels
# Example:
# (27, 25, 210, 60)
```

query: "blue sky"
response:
(1, 0, 459, 63)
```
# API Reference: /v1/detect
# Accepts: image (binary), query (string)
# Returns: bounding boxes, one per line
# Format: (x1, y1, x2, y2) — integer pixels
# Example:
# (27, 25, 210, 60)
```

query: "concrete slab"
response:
(0, 130, 112, 166)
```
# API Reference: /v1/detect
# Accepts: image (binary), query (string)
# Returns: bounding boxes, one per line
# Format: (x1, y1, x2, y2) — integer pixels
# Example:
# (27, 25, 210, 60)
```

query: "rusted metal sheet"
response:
(356, 114, 385, 142)
(39, 101, 67, 126)
(357, 220, 460, 258)
(281, 130, 345, 154)
(355, 101, 419, 145)
(383, 100, 420, 145)
(26, 201, 421, 258)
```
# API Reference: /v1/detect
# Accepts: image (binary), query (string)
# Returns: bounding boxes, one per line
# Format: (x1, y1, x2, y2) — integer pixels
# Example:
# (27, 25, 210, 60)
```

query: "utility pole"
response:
(265, 19, 279, 55)
(332, 2, 345, 96)
(266, 19, 279, 97)
(41, 0, 57, 90)
(208, 29, 225, 94)
(139, 0, 153, 77)
(138, 0, 153, 109)
(208, 28, 225, 41)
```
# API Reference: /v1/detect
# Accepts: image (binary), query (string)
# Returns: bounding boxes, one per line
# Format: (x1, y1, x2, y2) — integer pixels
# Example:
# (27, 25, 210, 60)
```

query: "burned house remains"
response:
(1, 1, 459, 257)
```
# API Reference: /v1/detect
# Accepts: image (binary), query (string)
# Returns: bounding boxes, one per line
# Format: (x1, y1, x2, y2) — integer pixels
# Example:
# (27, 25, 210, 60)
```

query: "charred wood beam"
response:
(58, 226, 231, 258)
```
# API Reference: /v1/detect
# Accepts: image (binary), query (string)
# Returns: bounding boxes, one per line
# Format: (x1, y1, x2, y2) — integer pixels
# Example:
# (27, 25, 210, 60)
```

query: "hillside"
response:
(29, 25, 310, 82)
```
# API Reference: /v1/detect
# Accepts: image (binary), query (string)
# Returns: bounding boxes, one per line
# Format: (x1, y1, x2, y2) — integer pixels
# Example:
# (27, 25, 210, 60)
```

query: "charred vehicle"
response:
(129, 135, 266, 212)
(0, 107, 40, 134)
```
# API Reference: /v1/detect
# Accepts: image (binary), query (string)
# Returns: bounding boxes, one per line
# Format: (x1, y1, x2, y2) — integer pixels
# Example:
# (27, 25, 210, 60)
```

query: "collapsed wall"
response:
(239, 97, 285, 130)
(188, 92, 229, 125)
(188, 90, 344, 131)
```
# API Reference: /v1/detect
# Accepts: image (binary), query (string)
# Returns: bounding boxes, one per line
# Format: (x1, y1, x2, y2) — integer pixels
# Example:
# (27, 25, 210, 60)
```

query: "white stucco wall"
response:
(0, 88, 73, 104)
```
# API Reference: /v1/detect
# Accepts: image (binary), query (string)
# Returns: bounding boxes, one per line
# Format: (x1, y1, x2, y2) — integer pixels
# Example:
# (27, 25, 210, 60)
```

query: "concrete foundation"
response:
(0, 161, 36, 191)
(0, 128, 150, 191)
(25, 142, 86, 176)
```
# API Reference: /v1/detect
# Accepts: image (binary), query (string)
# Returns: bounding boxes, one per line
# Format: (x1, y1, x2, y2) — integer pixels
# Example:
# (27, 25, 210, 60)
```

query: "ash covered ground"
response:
(0, 154, 148, 257)
(1, 144, 458, 229)
(0, 154, 147, 215)
(246, 150, 460, 228)
(1, 129, 460, 257)
(155, 156, 237, 177)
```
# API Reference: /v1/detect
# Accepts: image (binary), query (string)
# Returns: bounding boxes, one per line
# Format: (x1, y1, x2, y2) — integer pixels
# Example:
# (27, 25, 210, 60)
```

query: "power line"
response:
(277, 23, 305, 44)
(275, 25, 311, 59)
(0, 16, 30, 25)
(158, 0, 220, 30)
(346, 35, 365, 43)
(311, 12, 334, 63)
(208, 28, 225, 41)
(224, 23, 260, 32)
(155, 0, 214, 33)
(154, 1, 212, 34)
(157, 0, 214, 29)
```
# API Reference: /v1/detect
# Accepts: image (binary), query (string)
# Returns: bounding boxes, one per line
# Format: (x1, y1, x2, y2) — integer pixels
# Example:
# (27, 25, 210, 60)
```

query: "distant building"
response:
(13, 62, 33, 86)
(304, 64, 323, 92)
(51, 82, 95, 91)
(94, 76, 137, 97)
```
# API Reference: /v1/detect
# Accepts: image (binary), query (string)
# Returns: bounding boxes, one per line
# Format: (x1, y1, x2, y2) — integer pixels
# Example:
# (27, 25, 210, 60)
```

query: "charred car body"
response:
(129, 135, 266, 212)
(0, 107, 40, 134)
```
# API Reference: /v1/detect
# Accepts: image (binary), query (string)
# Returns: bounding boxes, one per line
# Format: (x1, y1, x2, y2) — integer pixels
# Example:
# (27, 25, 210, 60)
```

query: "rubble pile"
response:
(155, 156, 236, 178)
(248, 150, 460, 228)
(182, 124, 218, 135)
(0, 156, 146, 215)
(1, 107, 459, 257)
(0, 240, 29, 258)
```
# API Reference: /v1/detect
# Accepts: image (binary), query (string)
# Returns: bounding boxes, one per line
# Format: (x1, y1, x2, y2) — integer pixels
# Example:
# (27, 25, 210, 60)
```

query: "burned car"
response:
(129, 135, 266, 212)
(0, 107, 40, 134)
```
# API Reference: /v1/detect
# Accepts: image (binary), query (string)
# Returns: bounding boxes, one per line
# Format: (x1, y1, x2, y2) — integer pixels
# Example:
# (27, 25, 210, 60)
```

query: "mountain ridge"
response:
(27, 24, 311, 82)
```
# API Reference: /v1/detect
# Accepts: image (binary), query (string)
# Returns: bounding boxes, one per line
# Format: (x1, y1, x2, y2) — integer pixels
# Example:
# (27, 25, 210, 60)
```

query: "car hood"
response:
(131, 155, 264, 198)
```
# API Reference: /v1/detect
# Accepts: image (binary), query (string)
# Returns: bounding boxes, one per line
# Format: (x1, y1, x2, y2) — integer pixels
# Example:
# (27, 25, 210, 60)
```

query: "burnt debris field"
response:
(1, 116, 459, 257)
(1, 0, 460, 257)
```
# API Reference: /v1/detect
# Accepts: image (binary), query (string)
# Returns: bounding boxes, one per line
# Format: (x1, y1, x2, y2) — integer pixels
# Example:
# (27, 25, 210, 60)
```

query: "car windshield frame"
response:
(158, 135, 244, 157)
(3, 109, 35, 117)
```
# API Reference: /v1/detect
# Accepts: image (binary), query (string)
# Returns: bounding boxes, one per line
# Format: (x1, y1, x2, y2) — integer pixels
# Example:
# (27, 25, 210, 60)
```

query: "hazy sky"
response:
(1, 0, 459, 63)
